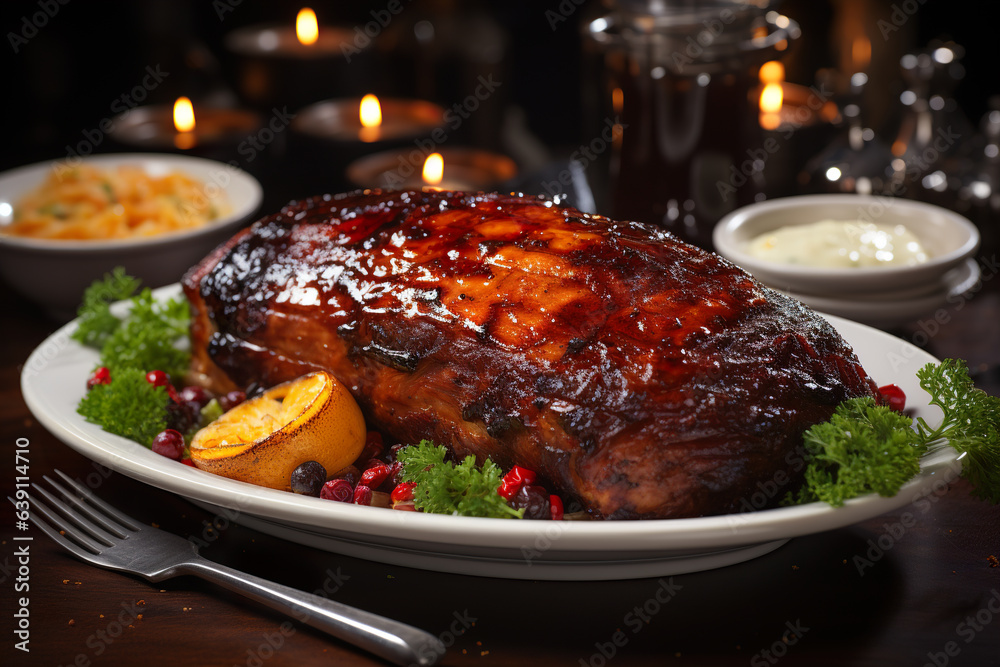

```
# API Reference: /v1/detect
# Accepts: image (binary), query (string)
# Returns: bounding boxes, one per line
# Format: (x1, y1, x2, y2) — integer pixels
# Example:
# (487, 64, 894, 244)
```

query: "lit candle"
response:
(108, 96, 261, 157)
(292, 95, 445, 144)
(346, 147, 517, 191)
(225, 8, 374, 110)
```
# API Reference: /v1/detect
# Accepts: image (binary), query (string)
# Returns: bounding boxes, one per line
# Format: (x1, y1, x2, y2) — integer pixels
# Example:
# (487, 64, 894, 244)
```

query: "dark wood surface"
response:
(2, 261, 999, 667)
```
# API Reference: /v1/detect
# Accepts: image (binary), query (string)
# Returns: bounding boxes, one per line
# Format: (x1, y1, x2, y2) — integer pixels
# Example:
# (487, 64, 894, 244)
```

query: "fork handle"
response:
(176, 556, 444, 666)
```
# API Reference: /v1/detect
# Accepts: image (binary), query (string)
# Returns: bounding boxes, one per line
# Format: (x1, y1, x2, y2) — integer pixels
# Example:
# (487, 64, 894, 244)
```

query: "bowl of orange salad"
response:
(0, 153, 261, 318)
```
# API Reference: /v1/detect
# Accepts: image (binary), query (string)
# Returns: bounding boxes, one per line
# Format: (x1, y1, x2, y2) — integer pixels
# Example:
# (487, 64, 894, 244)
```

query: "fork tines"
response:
(12, 470, 140, 557)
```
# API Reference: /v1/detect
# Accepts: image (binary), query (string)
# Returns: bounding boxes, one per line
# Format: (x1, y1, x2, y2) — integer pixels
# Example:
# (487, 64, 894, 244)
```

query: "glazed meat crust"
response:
(183, 190, 878, 519)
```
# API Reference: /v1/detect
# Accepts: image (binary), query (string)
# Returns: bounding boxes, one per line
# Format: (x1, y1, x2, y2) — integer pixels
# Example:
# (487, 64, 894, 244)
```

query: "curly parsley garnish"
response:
(72, 267, 140, 348)
(73, 269, 191, 446)
(792, 359, 1000, 506)
(398, 441, 524, 518)
(77, 368, 170, 445)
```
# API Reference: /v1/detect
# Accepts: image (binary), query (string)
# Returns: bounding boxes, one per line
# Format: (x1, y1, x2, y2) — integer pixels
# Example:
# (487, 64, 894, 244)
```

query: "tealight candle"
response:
(347, 148, 517, 191)
(108, 97, 262, 160)
(287, 95, 446, 195)
(224, 8, 374, 110)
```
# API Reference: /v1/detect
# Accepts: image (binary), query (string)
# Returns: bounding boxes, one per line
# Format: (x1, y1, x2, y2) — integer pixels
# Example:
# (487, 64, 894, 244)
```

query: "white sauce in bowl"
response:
(746, 220, 930, 268)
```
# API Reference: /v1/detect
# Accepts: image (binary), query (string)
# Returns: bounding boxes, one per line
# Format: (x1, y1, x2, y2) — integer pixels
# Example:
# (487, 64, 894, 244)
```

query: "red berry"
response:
(179, 386, 210, 409)
(331, 465, 360, 488)
(879, 384, 906, 413)
(355, 432, 384, 467)
(86, 366, 111, 389)
(220, 390, 246, 411)
(498, 465, 538, 500)
(146, 370, 180, 402)
(151, 429, 184, 461)
(320, 479, 353, 502)
(353, 485, 374, 506)
(549, 495, 564, 521)
(387, 460, 404, 485)
(360, 463, 390, 489)
(181, 458, 196, 467)
(146, 370, 169, 387)
(391, 481, 417, 503)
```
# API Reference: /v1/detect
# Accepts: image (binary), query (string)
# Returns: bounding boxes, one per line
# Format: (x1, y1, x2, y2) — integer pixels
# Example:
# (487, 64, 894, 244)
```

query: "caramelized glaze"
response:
(184, 190, 877, 518)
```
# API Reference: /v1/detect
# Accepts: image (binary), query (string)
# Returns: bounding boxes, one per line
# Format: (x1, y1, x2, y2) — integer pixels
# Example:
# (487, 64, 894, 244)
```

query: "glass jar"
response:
(584, 0, 799, 248)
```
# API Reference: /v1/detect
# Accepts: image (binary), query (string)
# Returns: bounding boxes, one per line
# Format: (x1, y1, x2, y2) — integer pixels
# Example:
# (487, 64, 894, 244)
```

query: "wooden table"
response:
(2, 264, 999, 667)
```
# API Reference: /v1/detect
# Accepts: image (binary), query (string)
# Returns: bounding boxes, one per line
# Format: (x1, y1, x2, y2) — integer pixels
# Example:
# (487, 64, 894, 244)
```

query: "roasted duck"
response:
(184, 190, 878, 519)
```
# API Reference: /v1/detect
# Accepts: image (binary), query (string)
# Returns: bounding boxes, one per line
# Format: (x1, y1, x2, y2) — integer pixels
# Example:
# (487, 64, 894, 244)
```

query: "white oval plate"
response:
(21, 285, 960, 580)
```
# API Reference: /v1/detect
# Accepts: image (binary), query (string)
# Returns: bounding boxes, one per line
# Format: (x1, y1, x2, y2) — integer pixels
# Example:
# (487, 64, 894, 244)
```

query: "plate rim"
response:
(20, 284, 961, 557)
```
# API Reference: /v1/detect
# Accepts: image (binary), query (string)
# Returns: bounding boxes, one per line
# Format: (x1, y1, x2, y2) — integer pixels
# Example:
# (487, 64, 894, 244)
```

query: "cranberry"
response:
(181, 458, 196, 467)
(146, 370, 180, 402)
(360, 431, 384, 460)
(360, 463, 390, 489)
(549, 495, 564, 521)
(510, 485, 551, 520)
(220, 390, 246, 411)
(86, 366, 111, 390)
(498, 465, 537, 500)
(179, 386, 211, 410)
(331, 465, 360, 488)
(353, 485, 374, 506)
(151, 429, 184, 461)
(320, 479, 353, 502)
(391, 481, 417, 503)
(879, 384, 906, 413)
(387, 460, 405, 486)
(291, 461, 327, 497)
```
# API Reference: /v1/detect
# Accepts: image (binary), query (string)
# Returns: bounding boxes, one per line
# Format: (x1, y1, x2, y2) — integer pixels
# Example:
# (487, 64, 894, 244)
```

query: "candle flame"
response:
(759, 83, 783, 114)
(296, 8, 318, 46)
(758, 61, 785, 85)
(359, 94, 382, 128)
(173, 97, 195, 133)
(422, 153, 444, 186)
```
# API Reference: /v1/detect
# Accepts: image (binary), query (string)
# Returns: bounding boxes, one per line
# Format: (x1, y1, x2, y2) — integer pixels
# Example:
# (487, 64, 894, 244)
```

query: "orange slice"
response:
(190, 371, 366, 490)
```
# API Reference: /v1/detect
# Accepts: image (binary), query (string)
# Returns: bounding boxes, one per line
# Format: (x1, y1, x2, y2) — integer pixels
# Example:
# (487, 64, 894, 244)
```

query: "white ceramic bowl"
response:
(0, 153, 262, 319)
(713, 194, 980, 295)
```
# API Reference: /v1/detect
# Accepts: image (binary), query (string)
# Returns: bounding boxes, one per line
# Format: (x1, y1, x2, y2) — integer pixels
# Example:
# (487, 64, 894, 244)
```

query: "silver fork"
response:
(14, 470, 445, 666)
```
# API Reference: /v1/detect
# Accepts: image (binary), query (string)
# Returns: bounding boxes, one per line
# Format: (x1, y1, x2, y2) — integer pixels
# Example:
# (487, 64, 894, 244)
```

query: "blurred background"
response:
(0, 0, 997, 248)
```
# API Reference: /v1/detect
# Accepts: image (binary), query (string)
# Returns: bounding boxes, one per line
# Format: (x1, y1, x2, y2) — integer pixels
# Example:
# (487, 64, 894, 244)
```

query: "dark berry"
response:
(331, 465, 360, 488)
(220, 390, 246, 411)
(151, 429, 185, 461)
(387, 443, 409, 463)
(320, 479, 353, 502)
(291, 461, 327, 496)
(510, 485, 551, 520)
(352, 485, 374, 506)
(387, 460, 404, 486)
(179, 386, 211, 410)
(86, 366, 111, 390)
(166, 400, 201, 433)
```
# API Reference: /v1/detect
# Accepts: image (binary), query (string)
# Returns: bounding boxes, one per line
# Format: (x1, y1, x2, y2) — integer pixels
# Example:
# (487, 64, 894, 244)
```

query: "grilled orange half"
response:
(190, 371, 366, 490)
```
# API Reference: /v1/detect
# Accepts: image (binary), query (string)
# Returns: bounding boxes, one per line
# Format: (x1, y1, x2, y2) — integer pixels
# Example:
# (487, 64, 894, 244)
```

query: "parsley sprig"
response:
(398, 441, 524, 518)
(74, 269, 191, 447)
(77, 368, 169, 445)
(792, 359, 1000, 506)
(73, 268, 190, 379)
